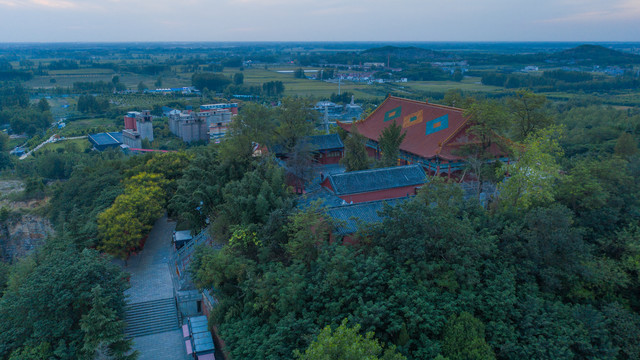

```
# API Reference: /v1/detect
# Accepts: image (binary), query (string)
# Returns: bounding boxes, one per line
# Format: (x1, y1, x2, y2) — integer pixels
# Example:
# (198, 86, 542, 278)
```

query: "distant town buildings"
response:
(167, 103, 238, 143)
(168, 111, 209, 143)
(123, 110, 154, 142)
(199, 103, 238, 115)
(144, 87, 199, 95)
(136, 110, 154, 142)
(122, 129, 142, 148)
(124, 111, 139, 130)
(200, 110, 233, 141)
(314, 96, 363, 122)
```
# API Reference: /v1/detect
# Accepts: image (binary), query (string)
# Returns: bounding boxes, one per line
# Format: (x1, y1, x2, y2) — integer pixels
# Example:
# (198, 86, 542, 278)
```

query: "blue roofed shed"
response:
(88, 132, 123, 151)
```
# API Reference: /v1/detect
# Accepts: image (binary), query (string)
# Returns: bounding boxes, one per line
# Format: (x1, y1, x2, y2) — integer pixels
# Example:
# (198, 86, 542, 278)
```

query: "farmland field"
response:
(34, 138, 90, 155)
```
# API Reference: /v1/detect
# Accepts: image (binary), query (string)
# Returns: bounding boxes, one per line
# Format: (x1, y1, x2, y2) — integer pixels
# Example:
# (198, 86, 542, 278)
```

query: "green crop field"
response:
(26, 64, 504, 103)
(34, 138, 90, 155)
(405, 77, 503, 93)
(58, 117, 119, 137)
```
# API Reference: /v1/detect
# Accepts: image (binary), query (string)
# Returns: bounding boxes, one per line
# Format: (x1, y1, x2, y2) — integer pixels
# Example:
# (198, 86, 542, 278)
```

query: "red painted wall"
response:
(320, 177, 333, 191)
(124, 116, 137, 130)
(337, 185, 420, 203)
(317, 151, 343, 165)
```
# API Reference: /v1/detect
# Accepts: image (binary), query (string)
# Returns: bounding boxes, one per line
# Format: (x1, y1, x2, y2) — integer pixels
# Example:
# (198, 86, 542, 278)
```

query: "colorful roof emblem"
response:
(403, 109, 423, 128)
(383, 106, 401, 122)
(425, 114, 449, 135)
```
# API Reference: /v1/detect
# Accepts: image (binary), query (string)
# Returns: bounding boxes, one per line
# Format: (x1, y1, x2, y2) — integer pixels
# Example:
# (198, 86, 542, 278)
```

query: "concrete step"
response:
(125, 297, 174, 310)
(125, 323, 178, 338)
(124, 297, 179, 338)
(125, 304, 176, 317)
(126, 314, 177, 328)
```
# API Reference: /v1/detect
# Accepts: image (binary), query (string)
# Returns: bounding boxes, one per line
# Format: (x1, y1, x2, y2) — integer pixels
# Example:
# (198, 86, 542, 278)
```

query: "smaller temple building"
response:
(273, 133, 345, 165)
(321, 165, 427, 203)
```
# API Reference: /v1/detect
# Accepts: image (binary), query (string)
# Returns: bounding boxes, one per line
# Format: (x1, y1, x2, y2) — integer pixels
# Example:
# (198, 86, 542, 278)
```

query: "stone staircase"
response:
(124, 297, 180, 338)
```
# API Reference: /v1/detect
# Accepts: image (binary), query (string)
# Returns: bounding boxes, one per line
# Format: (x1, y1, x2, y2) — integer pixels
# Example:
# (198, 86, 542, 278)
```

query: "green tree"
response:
(98, 210, 147, 260)
(154, 76, 162, 88)
(7, 342, 53, 360)
(0, 131, 11, 169)
(262, 81, 285, 97)
(275, 97, 317, 152)
(614, 132, 638, 158)
(36, 98, 50, 112)
(80, 285, 137, 360)
(192, 72, 231, 92)
(452, 69, 464, 82)
(227, 103, 275, 149)
(233, 72, 244, 85)
(285, 141, 316, 193)
(0, 131, 8, 151)
(169, 146, 248, 232)
(462, 99, 511, 198)
(294, 68, 305, 79)
(506, 90, 553, 141)
(295, 319, 405, 360)
(97, 173, 165, 259)
(377, 121, 406, 168)
(341, 128, 369, 172)
(212, 161, 292, 244)
(285, 205, 331, 266)
(497, 126, 564, 210)
(0, 246, 129, 359)
(442, 312, 495, 360)
(442, 89, 467, 108)
(140, 138, 151, 149)
(557, 156, 636, 235)
(137, 81, 146, 92)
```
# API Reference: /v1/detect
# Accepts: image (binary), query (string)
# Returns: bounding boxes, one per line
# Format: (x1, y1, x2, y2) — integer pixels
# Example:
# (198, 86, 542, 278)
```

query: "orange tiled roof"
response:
(338, 96, 472, 161)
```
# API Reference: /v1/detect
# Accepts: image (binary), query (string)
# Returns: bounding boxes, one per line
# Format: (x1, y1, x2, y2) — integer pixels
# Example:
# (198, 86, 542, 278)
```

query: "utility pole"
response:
(324, 104, 330, 134)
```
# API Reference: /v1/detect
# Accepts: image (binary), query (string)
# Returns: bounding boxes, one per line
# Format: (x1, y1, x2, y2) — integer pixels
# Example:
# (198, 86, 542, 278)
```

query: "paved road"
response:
(125, 215, 175, 303)
(124, 215, 190, 360)
(19, 135, 56, 160)
(19, 135, 88, 160)
(131, 329, 188, 360)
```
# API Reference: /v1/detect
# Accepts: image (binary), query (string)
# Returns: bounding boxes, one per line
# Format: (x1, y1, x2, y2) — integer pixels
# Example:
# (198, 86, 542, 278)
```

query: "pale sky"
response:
(0, 0, 638, 42)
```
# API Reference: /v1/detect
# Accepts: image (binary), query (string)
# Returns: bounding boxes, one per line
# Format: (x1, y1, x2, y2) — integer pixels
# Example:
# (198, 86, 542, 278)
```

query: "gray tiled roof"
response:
(326, 198, 406, 235)
(272, 133, 344, 155)
(297, 186, 346, 210)
(326, 165, 427, 195)
(306, 133, 344, 151)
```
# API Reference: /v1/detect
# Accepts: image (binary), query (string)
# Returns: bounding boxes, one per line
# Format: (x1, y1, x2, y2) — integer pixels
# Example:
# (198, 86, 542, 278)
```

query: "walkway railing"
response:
(171, 226, 224, 287)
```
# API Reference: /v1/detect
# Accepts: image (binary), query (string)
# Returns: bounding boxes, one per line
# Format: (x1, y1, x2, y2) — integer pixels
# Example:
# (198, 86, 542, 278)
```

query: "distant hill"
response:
(361, 46, 452, 61)
(550, 44, 640, 65)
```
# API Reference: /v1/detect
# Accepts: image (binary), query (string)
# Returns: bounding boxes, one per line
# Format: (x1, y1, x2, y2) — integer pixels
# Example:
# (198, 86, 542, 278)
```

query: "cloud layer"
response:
(1, 0, 638, 41)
